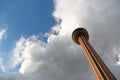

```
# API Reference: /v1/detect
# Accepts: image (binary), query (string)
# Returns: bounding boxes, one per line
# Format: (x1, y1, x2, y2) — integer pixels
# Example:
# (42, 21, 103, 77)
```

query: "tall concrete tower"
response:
(72, 28, 116, 80)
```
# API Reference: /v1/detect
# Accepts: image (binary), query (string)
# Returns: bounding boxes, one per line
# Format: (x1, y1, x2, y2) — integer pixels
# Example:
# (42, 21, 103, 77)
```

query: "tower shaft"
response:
(78, 36, 116, 80)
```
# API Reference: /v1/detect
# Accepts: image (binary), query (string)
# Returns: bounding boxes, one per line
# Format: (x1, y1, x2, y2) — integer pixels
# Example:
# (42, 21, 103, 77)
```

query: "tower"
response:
(72, 28, 116, 80)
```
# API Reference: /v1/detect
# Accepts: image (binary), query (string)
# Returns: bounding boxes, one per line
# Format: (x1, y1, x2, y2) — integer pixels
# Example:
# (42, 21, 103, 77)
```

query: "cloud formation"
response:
(1, 0, 120, 80)
(0, 56, 5, 72)
(0, 27, 7, 72)
(10, 34, 94, 80)
(0, 27, 6, 40)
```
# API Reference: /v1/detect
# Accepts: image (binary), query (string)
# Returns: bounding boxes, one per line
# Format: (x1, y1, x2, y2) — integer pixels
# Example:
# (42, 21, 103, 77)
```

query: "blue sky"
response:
(0, 0, 55, 72)
(1, 0, 55, 48)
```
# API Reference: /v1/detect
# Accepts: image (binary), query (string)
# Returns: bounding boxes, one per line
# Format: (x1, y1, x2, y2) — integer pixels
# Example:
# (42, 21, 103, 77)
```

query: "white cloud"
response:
(117, 55, 120, 65)
(0, 27, 6, 40)
(10, 34, 93, 80)
(1, 0, 120, 80)
(0, 27, 7, 72)
(10, 37, 26, 69)
(0, 56, 5, 72)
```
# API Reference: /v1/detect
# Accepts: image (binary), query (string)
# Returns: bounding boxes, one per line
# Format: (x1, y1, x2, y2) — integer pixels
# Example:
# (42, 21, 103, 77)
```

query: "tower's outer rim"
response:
(72, 28, 89, 45)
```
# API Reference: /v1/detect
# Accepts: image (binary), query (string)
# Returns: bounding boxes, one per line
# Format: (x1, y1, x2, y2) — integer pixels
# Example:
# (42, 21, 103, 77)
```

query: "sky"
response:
(0, 0, 120, 80)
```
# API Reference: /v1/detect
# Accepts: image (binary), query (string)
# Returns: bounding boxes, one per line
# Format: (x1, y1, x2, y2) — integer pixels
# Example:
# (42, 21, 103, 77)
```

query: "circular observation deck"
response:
(72, 28, 89, 45)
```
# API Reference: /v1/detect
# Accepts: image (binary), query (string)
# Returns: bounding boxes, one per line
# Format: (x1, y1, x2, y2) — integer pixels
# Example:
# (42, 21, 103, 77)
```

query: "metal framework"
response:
(72, 28, 116, 80)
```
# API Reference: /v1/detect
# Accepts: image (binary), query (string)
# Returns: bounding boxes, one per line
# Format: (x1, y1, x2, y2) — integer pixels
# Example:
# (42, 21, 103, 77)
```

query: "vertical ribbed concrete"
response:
(72, 28, 116, 80)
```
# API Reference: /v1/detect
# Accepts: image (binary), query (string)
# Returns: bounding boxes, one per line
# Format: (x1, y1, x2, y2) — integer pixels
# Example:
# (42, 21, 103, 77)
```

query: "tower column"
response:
(72, 28, 116, 80)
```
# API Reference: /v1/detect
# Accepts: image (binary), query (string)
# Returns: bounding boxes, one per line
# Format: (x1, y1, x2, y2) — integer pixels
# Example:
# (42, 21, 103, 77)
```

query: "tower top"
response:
(72, 28, 89, 45)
